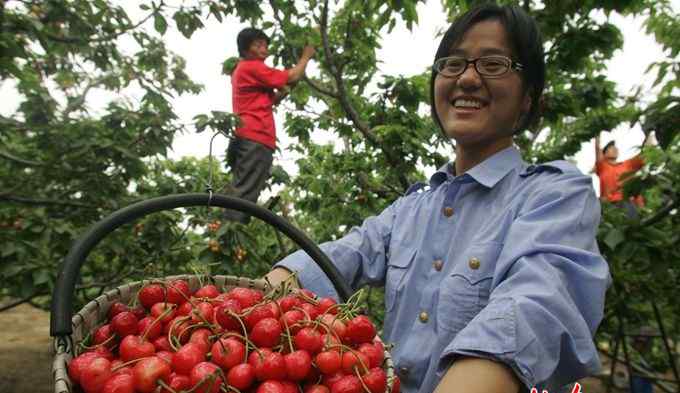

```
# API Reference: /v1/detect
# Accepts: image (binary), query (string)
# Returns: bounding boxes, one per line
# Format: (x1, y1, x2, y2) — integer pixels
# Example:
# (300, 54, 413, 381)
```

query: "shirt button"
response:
(398, 366, 409, 377)
(419, 311, 429, 323)
(469, 257, 481, 270)
(433, 259, 443, 271)
(443, 206, 454, 217)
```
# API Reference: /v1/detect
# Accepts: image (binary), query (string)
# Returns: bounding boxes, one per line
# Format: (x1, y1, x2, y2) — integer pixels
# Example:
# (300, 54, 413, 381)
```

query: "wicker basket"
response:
(49, 193, 394, 393)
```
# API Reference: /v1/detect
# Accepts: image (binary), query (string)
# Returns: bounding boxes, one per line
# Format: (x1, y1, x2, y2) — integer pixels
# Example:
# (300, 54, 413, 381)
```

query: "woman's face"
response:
(434, 19, 530, 149)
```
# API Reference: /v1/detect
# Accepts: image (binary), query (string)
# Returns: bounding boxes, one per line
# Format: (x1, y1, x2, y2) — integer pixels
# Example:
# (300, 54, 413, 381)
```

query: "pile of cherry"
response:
(68, 279, 400, 393)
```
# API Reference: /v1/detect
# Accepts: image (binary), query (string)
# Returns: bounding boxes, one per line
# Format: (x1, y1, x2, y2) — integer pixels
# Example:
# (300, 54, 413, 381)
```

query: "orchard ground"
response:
(0, 303, 635, 393)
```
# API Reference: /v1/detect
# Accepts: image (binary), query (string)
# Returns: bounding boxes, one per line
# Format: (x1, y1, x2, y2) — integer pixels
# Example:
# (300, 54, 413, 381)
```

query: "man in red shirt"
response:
(223, 28, 315, 223)
(594, 134, 650, 216)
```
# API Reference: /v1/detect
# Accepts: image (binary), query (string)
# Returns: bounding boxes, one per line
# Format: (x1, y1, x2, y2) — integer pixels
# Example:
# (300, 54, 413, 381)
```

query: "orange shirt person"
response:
(594, 135, 646, 207)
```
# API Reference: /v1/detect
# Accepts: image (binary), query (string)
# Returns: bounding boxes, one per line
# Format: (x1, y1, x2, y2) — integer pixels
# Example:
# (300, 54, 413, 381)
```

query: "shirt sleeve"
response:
(247, 62, 289, 89)
(439, 171, 611, 390)
(625, 156, 644, 172)
(274, 198, 402, 300)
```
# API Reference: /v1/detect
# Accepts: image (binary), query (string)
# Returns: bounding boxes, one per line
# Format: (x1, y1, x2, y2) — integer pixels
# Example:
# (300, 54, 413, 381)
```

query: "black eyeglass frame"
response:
(433, 55, 524, 78)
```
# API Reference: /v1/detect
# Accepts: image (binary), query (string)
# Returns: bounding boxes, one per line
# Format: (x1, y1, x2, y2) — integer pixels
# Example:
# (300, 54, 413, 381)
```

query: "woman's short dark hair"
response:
(237, 27, 269, 57)
(429, 3, 545, 134)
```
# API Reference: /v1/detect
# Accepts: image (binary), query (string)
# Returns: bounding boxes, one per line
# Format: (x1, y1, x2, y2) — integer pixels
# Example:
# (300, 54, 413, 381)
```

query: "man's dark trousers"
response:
(222, 136, 274, 223)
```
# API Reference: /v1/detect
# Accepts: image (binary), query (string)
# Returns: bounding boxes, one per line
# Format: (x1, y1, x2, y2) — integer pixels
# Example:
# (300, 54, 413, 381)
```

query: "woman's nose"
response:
(456, 64, 482, 90)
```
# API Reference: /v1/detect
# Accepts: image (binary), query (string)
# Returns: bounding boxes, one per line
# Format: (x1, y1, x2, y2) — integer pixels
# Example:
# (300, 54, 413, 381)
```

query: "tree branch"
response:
(319, 0, 409, 190)
(302, 75, 339, 98)
(0, 149, 43, 166)
(0, 194, 96, 208)
(42, 7, 158, 45)
(639, 198, 679, 228)
(0, 291, 49, 312)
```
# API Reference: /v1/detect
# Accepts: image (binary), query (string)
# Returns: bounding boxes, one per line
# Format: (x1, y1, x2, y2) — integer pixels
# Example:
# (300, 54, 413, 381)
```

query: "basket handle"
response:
(50, 193, 353, 337)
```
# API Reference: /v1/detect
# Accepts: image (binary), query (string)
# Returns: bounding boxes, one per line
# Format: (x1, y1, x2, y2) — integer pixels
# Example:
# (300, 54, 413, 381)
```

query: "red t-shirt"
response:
(596, 156, 644, 205)
(231, 59, 289, 150)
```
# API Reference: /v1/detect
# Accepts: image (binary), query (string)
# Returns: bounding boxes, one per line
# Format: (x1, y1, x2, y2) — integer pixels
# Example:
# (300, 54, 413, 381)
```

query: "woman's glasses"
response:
(433, 55, 523, 78)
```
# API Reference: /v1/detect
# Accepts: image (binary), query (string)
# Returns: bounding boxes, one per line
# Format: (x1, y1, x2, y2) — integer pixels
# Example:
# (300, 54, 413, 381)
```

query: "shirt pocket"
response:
(385, 245, 416, 313)
(437, 242, 503, 335)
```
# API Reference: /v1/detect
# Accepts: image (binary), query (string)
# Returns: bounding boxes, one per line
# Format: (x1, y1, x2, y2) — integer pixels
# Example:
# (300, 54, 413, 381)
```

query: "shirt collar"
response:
(429, 146, 523, 189)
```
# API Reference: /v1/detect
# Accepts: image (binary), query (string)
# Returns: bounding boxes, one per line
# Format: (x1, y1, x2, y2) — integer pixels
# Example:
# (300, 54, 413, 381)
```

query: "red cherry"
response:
(361, 367, 387, 393)
(133, 356, 171, 393)
(189, 328, 213, 353)
(138, 316, 162, 341)
(194, 284, 220, 299)
(294, 327, 324, 354)
(278, 295, 302, 313)
(284, 350, 312, 381)
(254, 351, 287, 381)
(68, 352, 99, 385)
(345, 315, 376, 344)
(189, 361, 223, 393)
(101, 372, 134, 393)
(280, 309, 306, 335)
(322, 371, 345, 390)
(130, 306, 147, 321)
(153, 336, 172, 352)
(256, 380, 284, 393)
(341, 351, 369, 375)
(244, 303, 275, 330)
(166, 280, 191, 304)
(331, 375, 363, 393)
(110, 311, 139, 338)
(301, 303, 320, 320)
(280, 380, 299, 393)
(80, 357, 112, 393)
(177, 301, 194, 316)
(164, 316, 191, 343)
(156, 351, 173, 365)
(227, 287, 263, 308)
(161, 373, 191, 393)
(358, 342, 383, 369)
(226, 363, 255, 390)
(191, 301, 214, 324)
(172, 342, 206, 376)
(315, 350, 342, 375)
(138, 284, 165, 309)
(107, 302, 129, 320)
(87, 345, 115, 360)
(214, 299, 242, 331)
(211, 337, 246, 370)
(150, 302, 176, 324)
(251, 317, 283, 348)
(119, 335, 155, 362)
(111, 359, 133, 376)
(318, 314, 346, 342)
(248, 348, 273, 369)
(317, 297, 338, 315)
(392, 375, 401, 393)
(93, 324, 116, 348)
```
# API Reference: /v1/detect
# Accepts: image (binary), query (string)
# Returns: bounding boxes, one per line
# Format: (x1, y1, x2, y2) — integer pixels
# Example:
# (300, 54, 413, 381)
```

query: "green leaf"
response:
(604, 228, 625, 250)
(154, 13, 168, 35)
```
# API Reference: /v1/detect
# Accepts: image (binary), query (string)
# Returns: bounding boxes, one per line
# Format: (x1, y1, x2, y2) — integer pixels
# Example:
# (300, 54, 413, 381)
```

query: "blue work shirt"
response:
(276, 146, 610, 392)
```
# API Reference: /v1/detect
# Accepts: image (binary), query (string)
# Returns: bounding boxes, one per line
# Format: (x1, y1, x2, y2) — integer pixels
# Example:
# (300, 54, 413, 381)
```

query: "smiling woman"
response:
(266, 4, 610, 393)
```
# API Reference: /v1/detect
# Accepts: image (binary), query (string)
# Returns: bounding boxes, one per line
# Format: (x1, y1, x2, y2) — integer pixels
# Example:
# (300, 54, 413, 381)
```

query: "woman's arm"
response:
(434, 357, 520, 393)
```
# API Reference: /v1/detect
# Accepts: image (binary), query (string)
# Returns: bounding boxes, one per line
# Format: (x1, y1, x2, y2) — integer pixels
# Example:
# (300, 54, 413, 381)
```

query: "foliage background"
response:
(1, 0, 679, 380)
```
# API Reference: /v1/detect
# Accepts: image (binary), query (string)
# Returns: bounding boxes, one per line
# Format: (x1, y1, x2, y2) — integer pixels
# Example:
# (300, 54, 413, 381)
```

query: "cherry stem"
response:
(354, 367, 373, 393)
(157, 379, 178, 393)
(110, 356, 148, 372)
